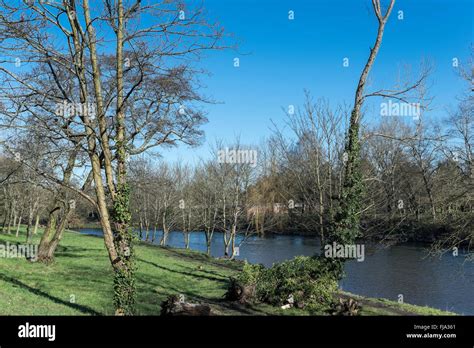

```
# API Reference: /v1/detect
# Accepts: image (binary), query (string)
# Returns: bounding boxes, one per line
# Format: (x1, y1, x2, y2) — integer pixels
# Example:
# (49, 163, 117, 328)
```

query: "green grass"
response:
(0, 227, 456, 316)
(337, 291, 455, 316)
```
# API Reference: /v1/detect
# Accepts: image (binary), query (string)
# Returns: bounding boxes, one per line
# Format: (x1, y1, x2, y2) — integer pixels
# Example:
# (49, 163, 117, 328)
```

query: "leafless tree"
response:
(0, 0, 227, 314)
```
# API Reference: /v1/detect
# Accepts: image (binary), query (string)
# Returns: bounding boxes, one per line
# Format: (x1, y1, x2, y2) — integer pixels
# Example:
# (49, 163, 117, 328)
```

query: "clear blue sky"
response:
(159, 0, 473, 164)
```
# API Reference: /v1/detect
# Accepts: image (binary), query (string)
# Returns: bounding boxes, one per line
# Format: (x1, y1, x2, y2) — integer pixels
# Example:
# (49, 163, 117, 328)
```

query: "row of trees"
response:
(129, 140, 255, 258)
(0, 156, 44, 241)
(4, 87, 469, 260)
(128, 0, 471, 266)
(266, 92, 472, 248)
(126, 84, 472, 258)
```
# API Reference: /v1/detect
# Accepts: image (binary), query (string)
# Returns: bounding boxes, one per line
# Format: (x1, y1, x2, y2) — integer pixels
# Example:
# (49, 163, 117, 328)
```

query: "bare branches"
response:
(353, 0, 396, 120)
(372, 0, 396, 24)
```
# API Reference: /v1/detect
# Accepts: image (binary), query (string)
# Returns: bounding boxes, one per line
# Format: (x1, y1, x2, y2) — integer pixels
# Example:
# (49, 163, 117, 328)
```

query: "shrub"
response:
(226, 256, 339, 310)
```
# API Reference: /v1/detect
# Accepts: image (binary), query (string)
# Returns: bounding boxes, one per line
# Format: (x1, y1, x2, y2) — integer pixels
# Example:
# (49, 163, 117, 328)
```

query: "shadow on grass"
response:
(134, 273, 265, 315)
(148, 246, 242, 271)
(134, 264, 275, 316)
(56, 245, 105, 253)
(137, 258, 228, 283)
(0, 273, 102, 315)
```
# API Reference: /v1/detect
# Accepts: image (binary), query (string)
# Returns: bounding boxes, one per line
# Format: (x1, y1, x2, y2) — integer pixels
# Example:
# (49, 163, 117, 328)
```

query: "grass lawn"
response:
(0, 228, 455, 316)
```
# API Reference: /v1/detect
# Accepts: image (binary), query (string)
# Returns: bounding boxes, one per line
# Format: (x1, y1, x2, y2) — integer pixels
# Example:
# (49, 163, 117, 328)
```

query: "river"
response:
(75, 228, 474, 315)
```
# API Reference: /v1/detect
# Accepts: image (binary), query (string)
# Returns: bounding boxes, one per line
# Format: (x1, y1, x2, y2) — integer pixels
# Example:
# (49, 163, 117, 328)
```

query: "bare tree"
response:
(0, 0, 227, 314)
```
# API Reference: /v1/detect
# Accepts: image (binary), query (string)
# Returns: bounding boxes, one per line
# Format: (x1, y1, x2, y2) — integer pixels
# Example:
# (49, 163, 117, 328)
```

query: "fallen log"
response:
(161, 294, 213, 316)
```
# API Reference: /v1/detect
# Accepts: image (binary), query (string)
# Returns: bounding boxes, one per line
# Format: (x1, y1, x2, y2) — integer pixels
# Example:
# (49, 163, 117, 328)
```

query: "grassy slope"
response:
(0, 228, 455, 316)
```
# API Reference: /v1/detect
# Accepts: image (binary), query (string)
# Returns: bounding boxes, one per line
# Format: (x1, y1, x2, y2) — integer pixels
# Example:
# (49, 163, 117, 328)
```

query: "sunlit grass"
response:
(0, 228, 456, 316)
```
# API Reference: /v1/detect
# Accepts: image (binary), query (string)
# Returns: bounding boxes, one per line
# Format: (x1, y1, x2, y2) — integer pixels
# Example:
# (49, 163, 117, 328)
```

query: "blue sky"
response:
(157, 0, 473, 164)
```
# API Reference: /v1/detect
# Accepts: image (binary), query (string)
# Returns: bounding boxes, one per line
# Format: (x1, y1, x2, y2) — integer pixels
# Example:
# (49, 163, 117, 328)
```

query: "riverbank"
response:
(70, 220, 466, 247)
(0, 228, 455, 315)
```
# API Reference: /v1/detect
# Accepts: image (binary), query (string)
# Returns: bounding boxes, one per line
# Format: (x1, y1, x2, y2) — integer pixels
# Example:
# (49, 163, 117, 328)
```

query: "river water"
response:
(76, 228, 474, 315)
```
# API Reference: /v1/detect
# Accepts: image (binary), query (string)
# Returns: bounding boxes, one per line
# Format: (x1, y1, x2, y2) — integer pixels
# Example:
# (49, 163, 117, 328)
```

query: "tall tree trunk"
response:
(107, 0, 136, 316)
(67, 0, 120, 273)
(68, 0, 131, 316)
(327, 0, 395, 265)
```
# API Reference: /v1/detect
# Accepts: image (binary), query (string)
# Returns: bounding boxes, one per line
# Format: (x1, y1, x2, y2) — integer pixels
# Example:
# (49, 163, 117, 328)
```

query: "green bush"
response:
(226, 256, 339, 310)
